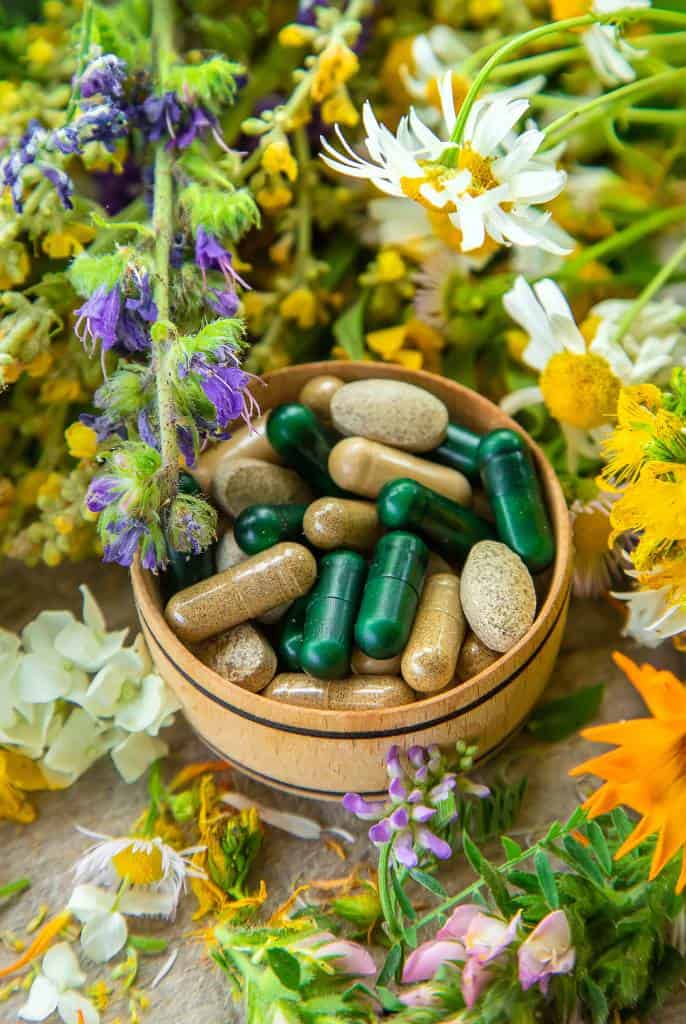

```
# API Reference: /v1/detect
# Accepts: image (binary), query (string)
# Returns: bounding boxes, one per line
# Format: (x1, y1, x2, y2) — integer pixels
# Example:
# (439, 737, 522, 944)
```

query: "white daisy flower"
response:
(67, 882, 184, 963)
(569, 495, 623, 598)
(18, 942, 99, 1024)
(320, 77, 570, 255)
(73, 829, 205, 917)
(501, 276, 686, 470)
(612, 580, 686, 647)
(582, 0, 650, 85)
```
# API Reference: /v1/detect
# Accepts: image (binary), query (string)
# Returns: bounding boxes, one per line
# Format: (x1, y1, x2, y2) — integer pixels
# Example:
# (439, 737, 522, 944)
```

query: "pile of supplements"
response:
(163, 377, 555, 710)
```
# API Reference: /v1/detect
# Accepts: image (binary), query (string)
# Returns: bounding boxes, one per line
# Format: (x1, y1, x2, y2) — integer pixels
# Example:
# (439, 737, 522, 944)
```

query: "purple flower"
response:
(194, 359, 254, 429)
(344, 744, 473, 870)
(79, 54, 127, 100)
(138, 408, 197, 468)
(101, 516, 166, 570)
(140, 92, 182, 142)
(39, 165, 74, 209)
(194, 227, 248, 289)
(86, 474, 124, 513)
(402, 938, 466, 984)
(207, 287, 239, 318)
(75, 285, 121, 352)
(80, 411, 126, 442)
(517, 910, 575, 994)
(292, 932, 376, 977)
(170, 106, 215, 150)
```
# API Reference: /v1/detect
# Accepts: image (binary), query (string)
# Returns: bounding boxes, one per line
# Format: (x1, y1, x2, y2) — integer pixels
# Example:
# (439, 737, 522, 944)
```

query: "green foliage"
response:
(167, 56, 243, 112)
(527, 684, 605, 742)
(454, 776, 529, 845)
(92, 0, 150, 67)
(332, 292, 368, 360)
(180, 183, 260, 242)
(68, 251, 127, 296)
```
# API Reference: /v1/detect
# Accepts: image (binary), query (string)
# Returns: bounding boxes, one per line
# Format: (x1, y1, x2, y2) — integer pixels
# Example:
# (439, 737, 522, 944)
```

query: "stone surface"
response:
(2, 559, 686, 1022)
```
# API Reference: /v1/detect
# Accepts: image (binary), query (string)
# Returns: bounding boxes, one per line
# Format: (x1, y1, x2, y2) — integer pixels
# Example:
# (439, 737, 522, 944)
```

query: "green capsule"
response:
(377, 478, 495, 561)
(267, 403, 346, 495)
(355, 532, 428, 660)
(164, 472, 213, 595)
(279, 595, 310, 671)
(234, 503, 307, 555)
(300, 550, 367, 679)
(477, 428, 525, 464)
(428, 422, 483, 478)
(479, 432, 554, 572)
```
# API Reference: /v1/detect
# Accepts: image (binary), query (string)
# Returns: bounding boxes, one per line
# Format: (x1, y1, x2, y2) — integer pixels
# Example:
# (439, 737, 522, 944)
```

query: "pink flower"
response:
(518, 910, 575, 994)
(397, 982, 442, 1008)
(436, 903, 482, 940)
(294, 932, 376, 976)
(463, 910, 521, 963)
(461, 956, 492, 1008)
(401, 938, 466, 983)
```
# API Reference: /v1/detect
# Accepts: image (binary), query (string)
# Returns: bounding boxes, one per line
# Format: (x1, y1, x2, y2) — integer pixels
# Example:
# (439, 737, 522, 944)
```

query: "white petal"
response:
(67, 885, 115, 924)
(453, 197, 485, 252)
(119, 888, 177, 917)
(114, 674, 164, 733)
(80, 911, 128, 963)
(42, 708, 111, 781)
(16, 654, 83, 703)
(19, 976, 59, 1021)
(55, 622, 127, 673)
(57, 991, 100, 1024)
(43, 942, 86, 989)
(0, 701, 57, 758)
(110, 731, 168, 783)
(151, 949, 178, 989)
(22, 611, 75, 656)
(79, 585, 106, 635)
(221, 792, 354, 843)
(499, 386, 544, 418)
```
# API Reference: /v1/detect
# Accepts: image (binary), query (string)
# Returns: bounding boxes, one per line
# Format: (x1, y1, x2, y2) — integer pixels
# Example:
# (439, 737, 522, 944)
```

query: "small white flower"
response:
(73, 831, 204, 918)
(569, 496, 623, 598)
(590, 297, 686, 383)
(109, 730, 170, 783)
(0, 629, 22, 728)
(581, 0, 650, 85)
(41, 708, 112, 785)
(0, 702, 59, 760)
(18, 942, 99, 1024)
(321, 78, 569, 255)
(613, 583, 686, 646)
(17, 609, 89, 705)
(53, 586, 128, 672)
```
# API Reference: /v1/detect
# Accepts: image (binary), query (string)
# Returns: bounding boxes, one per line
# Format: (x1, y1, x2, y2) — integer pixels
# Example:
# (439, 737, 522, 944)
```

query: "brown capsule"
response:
(456, 631, 500, 681)
(195, 623, 277, 693)
(303, 497, 382, 552)
(401, 574, 466, 693)
(350, 648, 403, 676)
(426, 551, 456, 577)
(165, 542, 317, 644)
(298, 375, 343, 425)
(212, 457, 313, 517)
(329, 437, 472, 505)
(191, 413, 281, 492)
(263, 673, 415, 710)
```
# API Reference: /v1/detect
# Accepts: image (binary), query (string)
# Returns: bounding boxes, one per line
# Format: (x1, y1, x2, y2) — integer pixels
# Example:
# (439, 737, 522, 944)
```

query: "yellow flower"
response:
(256, 182, 293, 212)
(1, 360, 23, 385)
(42, 223, 96, 259)
(65, 421, 98, 460)
(311, 42, 359, 103)
(540, 351, 620, 430)
(0, 81, 20, 113)
(599, 384, 672, 489)
(467, 0, 502, 24)
(375, 250, 406, 283)
(551, 0, 590, 18)
(42, 541, 63, 567)
(53, 515, 73, 535)
(571, 652, 686, 891)
(367, 318, 444, 372)
(16, 470, 49, 507)
(40, 378, 82, 404)
(44, 1, 65, 18)
(25, 352, 54, 378)
(279, 24, 314, 47)
(0, 750, 50, 824)
(27, 37, 56, 68)
(321, 88, 359, 126)
(280, 287, 318, 328)
(262, 141, 298, 182)
(0, 243, 30, 290)
(609, 462, 686, 569)
(36, 472, 64, 502)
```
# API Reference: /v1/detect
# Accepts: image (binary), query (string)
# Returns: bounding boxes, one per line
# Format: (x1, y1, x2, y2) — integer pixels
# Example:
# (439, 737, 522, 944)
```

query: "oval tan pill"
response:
(196, 623, 277, 693)
(330, 379, 448, 452)
(263, 674, 415, 710)
(165, 542, 317, 644)
(212, 457, 313, 517)
(191, 413, 281, 492)
(350, 649, 403, 676)
(299, 375, 343, 424)
(303, 497, 381, 552)
(401, 574, 466, 693)
(329, 437, 472, 505)
(456, 631, 499, 682)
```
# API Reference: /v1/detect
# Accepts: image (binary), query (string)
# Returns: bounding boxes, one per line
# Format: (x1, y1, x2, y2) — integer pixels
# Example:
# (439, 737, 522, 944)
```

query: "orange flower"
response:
(571, 652, 686, 891)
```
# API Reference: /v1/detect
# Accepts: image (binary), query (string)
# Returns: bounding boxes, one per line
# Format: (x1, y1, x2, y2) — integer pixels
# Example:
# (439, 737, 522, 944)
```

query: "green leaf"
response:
(587, 821, 613, 875)
(344, 983, 404, 1012)
(408, 869, 448, 898)
(266, 949, 301, 991)
(0, 878, 30, 902)
(462, 831, 484, 875)
(580, 976, 609, 1024)
(391, 869, 416, 921)
(377, 943, 402, 987)
(562, 835, 605, 887)
(501, 836, 523, 860)
(127, 936, 168, 954)
(332, 292, 368, 360)
(167, 56, 243, 111)
(68, 251, 126, 295)
(534, 850, 559, 909)
(527, 684, 604, 742)
(180, 183, 260, 242)
(463, 831, 513, 916)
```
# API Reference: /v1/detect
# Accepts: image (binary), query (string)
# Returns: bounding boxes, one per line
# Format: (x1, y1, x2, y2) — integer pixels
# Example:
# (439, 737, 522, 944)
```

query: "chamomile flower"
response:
(321, 77, 569, 256)
(73, 829, 205, 916)
(18, 942, 99, 1024)
(569, 495, 623, 597)
(613, 579, 686, 647)
(584, 0, 649, 86)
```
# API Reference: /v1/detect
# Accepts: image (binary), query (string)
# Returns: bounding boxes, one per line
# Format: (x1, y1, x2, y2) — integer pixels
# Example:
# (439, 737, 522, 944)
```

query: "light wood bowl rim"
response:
(131, 360, 573, 734)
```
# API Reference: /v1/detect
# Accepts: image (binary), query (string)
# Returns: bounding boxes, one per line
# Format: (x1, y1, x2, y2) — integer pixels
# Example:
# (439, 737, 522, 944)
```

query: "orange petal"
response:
(614, 814, 658, 861)
(579, 719, 674, 747)
(612, 651, 686, 719)
(0, 910, 71, 978)
(571, 747, 653, 784)
(583, 783, 620, 818)
(650, 814, 684, 880)
(677, 851, 686, 893)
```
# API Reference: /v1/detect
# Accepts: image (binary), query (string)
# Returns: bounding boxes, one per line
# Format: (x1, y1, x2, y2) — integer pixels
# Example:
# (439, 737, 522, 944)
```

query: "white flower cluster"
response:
(0, 586, 179, 786)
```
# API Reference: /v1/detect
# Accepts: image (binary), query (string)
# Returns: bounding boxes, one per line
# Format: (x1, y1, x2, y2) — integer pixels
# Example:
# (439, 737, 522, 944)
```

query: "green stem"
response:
(293, 127, 312, 281)
(618, 107, 686, 124)
(377, 843, 400, 941)
(0, 878, 30, 901)
(613, 235, 686, 345)
(151, 0, 179, 507)
(66, 0, 94, 119)
(557, 203, 686, 277)
(490, 46, 585, 81)
(542, 68, 686, 148)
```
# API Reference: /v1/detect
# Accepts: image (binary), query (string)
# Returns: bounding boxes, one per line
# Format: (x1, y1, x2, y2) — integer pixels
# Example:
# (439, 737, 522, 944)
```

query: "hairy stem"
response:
(66, 0, 94, 118)
(613, 235, 686, 345)
(151, 0, 179, 508)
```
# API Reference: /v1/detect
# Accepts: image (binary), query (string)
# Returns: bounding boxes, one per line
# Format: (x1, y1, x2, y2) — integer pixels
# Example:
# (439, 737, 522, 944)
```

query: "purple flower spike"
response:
(388, 777, 407, 803)
(389, 807, 409, 830)
(393, 832, 419, 868)
(86, 475, 124, 513)
(369, 819, 392, 846)
(40, 165, 74, 209)
(417, 828, 452, 860)
(171, 106, 215, 150)
(407, 746, 425, 767)
(411, 805, 436, 823)
(385, 745, 402, 778)
(75, 285, 121, 353)
(79, 54, 127, 100)
(342, 793, 386, 820)
(102, 519, 145, 567)
(207, 287, 239, 317)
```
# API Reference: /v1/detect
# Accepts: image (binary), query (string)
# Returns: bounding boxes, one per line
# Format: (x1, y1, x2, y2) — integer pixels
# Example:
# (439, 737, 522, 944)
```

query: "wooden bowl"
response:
(131, 361, 573, 800)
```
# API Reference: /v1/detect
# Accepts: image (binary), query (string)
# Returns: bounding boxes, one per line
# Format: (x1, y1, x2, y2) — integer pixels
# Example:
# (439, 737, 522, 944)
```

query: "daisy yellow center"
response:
(573, 508, 612, 558)
(111, 843, 165, 885)
(540, 352, 620, 430)
(400, 165, 456, 210)
(457, 144, 498, 194)
(579, 313, 602, 346)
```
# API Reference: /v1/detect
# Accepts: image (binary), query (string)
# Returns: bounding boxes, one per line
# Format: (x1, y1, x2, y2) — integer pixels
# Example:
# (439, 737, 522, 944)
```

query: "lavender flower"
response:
(75, 273, 157, 355)
(137, 407, 197, 468)
(171, 106, 216, 150)
(183, 353, 257, 430)
(167, 493, 217, 555)
(80, 411, 126, 442)
(207, 287, 239, 318)
(140, 92, 182, 142)
(344, 744, 485, 868)
(78, 53, 128, 100)
(39, 165, 74, 209)
(194, 227, 248, 289)
(75, 285, 122, 353)
(85, 474, 125, 513)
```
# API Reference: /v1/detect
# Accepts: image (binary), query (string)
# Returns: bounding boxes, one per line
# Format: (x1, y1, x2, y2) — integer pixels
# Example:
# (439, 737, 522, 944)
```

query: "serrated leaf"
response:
(534, 850, 559, 909)
(266, 948, 301, 991)
(527, 684, 604, 742)
(408, 868, 447, 898)
(587, 821, 613, 875)
(377, 943, 402, 987)
(332, 292, 367, 360)
(501, 836, 523, 860)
